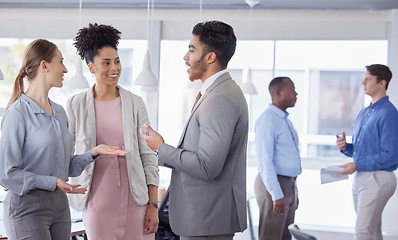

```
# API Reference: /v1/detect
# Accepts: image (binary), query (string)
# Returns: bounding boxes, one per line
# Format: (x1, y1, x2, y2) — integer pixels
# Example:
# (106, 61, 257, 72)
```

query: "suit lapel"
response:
(87, 85, 97, 147)
(177, 72, 232, 147)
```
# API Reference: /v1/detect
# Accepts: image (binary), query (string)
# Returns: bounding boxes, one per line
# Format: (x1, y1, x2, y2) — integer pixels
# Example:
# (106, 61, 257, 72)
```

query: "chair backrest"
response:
(288, 224, 317, 240)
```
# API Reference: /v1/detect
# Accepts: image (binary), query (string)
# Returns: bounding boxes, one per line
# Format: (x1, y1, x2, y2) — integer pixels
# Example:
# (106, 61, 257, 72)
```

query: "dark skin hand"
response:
(144, 204, 159, 235)
(274, 198, 285, 215)
(274, 197, 299, 215)
(144, 185, 159, 235)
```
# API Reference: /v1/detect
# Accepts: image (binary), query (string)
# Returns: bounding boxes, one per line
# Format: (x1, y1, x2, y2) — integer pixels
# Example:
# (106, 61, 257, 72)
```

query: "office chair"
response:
(288, 224, 317, 240)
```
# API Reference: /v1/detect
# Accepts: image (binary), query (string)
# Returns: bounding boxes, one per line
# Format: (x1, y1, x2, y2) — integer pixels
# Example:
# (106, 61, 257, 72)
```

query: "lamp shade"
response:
(0, 68, 4, 80)
(241, 68, 257, 94)
(134, 51, 158, 86)
(245, 0, 259, 8)
(70, 60, 89, 88)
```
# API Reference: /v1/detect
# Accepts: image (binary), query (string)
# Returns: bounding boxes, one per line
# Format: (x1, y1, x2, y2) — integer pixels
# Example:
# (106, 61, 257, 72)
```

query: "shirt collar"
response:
(21, 93, 57, 115)
(200, 69, 228, 95)
(368, 96, 389, 109)
(269, 103, 289, 118)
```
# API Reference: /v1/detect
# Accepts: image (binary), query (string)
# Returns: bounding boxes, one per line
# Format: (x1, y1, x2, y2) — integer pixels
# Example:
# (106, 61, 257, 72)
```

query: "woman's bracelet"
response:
(148, 200, 159, 208)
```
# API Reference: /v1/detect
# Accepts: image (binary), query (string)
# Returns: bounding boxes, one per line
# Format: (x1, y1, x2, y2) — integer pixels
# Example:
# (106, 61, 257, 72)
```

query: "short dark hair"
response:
(366, 64, 392, 90)
(192, 20, 236, 68)
(269, 76, 291, 96)
(74, 23, 121, 64)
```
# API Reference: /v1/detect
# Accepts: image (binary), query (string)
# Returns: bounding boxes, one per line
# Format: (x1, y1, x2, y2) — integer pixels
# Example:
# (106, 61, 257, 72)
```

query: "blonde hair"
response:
(6, 39, 57, 111)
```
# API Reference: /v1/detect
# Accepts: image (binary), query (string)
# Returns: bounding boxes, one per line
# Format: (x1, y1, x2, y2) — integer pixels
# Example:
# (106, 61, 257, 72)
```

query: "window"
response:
(158, 39, 388, 228)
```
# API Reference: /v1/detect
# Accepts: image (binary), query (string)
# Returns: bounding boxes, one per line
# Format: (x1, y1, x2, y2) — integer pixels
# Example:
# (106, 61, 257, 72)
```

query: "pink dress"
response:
(83, 97, 153, 240)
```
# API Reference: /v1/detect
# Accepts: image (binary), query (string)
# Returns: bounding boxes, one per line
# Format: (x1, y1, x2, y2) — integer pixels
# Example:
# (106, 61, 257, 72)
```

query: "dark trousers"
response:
(254, 173, 297, 240)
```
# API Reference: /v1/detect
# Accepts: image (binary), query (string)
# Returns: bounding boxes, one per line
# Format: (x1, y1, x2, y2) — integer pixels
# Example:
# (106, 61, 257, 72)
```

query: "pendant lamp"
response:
(134, 0, 158, 86)
(70, 0, 89, 89)
(70, 60, 89, 88)
(0, 68, 4, 80)
(241, 0, 259, 95)
(135, 51, 157, 86)
(241, 68, 257, 94)
(199, 0, 203, 22)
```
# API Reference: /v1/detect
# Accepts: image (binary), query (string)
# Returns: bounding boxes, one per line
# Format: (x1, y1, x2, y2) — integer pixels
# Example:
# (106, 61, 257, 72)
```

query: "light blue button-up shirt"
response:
(255, 104, 302, 200)
(0, 94, 96, 196)
(342, 96, 398, 172)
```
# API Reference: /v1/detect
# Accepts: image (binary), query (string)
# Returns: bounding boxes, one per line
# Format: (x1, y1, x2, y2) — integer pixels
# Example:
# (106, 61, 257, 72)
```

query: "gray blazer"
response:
(66, 85, 159, 211)
(158, 72, 248, 236)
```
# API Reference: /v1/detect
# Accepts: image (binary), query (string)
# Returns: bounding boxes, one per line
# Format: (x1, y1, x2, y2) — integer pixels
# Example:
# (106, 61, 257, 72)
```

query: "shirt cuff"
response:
(88, 149, 100, 161)
(157, 144, 168, 165)
(269, 187, 284, 201)
(35, 175, 57, 191)
(354, 160, 365, 171)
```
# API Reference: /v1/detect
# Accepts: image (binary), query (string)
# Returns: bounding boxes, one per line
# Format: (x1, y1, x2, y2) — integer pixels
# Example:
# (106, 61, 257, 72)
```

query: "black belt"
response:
(277, 175, 297, 181)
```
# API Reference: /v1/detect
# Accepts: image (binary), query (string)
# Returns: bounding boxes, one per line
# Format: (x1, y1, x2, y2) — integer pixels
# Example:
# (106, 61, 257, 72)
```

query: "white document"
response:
(320, 165, 348, 184)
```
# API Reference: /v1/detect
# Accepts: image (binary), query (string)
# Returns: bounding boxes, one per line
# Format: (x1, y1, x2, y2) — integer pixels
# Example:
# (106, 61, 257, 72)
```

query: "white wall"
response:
(0, 8, 392, 40)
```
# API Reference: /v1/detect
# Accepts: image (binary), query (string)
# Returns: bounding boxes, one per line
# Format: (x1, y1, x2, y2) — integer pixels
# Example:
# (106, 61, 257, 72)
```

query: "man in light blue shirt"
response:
(254, 76, 302, 240)
(336, 64, 398, 240)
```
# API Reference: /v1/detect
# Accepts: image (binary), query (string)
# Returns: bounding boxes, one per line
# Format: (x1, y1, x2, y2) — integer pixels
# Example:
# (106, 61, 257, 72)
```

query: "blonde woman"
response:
(0, 39, 128, 240)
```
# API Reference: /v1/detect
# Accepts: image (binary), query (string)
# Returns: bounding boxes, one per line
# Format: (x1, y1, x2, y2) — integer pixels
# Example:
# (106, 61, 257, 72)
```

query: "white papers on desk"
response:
(320, 165, 348, 184)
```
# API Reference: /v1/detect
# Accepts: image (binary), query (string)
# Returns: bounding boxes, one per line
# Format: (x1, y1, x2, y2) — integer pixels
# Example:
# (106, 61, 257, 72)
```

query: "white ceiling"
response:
(0, 0, 398, 10)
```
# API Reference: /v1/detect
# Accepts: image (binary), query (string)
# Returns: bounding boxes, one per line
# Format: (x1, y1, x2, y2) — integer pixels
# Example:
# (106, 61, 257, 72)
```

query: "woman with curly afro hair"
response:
(66, 23, 159, 240)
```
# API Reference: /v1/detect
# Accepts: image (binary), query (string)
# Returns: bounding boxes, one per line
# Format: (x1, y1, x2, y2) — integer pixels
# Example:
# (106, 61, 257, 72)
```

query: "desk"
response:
(70, 208, 86, 238)
(0, 205, 85, 239)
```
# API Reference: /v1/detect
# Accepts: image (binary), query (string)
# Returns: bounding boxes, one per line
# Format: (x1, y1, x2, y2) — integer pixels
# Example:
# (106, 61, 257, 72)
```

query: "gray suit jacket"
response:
(158, 72, 248, 236)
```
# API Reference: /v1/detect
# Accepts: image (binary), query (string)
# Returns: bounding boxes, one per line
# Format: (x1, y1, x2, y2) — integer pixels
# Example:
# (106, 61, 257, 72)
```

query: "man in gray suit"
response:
(141, 20, 248, 240)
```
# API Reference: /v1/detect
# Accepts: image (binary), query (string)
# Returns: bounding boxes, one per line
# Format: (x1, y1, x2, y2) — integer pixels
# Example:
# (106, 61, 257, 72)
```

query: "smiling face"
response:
(183, 35, 208, 82)
(46, 48, 68, 88)
(88, 46, 121, 86)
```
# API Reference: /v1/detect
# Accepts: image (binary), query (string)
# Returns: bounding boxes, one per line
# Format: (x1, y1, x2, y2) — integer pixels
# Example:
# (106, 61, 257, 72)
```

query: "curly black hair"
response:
(74, 23, 121, 64)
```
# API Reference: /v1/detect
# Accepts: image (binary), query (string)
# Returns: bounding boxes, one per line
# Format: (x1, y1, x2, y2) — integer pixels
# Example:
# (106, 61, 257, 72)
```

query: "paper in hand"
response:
(320, 165, 348, 184)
